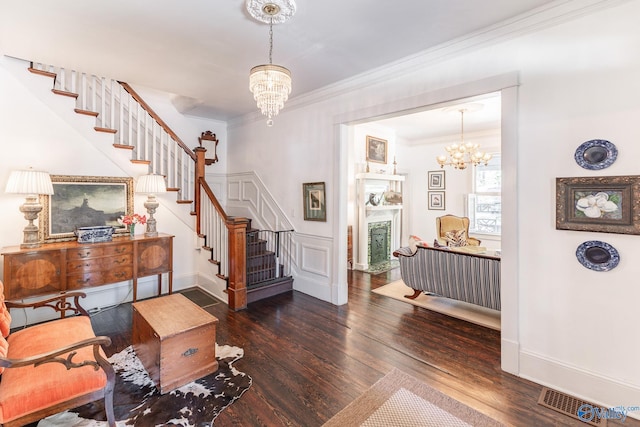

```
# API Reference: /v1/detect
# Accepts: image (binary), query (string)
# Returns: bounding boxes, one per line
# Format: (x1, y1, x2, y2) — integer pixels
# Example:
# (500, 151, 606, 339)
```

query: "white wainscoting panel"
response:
(241, 179, 259, 212)
(227, 180, 241, 201)
(293, 233, 334, 302)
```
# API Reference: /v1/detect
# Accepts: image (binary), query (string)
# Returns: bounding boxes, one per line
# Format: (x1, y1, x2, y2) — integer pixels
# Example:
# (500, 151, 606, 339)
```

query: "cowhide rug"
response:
(38, 344, 252, 427)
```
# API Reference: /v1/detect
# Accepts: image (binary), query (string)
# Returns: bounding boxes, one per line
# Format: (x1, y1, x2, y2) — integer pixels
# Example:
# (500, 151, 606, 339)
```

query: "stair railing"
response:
(29, 61, 250, 311)
(30, 62, 196, 202)
(250, 229, 294, 281)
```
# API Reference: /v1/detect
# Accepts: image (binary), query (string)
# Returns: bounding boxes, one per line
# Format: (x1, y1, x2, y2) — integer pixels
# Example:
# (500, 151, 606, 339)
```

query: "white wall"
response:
(227, 0, 640, 411)
(0, 56, 227, 319)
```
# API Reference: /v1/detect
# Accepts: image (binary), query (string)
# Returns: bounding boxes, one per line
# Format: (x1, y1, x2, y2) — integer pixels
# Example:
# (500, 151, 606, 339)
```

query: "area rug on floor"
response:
(323, 368, 504, 427)
(363, 260, 399, 274)
(372, 280, 500, 331)
(38, 344, 251, 427)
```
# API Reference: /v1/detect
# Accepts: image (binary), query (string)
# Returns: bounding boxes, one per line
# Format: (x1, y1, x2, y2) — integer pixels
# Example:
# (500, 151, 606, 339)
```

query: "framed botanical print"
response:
(556, 175, 640, 235)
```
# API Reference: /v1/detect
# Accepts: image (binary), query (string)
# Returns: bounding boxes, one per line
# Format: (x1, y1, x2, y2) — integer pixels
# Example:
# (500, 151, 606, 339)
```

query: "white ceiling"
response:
(1, 0, 555, 124)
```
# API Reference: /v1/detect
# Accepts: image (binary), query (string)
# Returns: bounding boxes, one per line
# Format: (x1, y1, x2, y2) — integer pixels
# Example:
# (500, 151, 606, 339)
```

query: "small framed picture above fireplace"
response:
(366, 136, 387, 164)
(303, 182, 326, 221)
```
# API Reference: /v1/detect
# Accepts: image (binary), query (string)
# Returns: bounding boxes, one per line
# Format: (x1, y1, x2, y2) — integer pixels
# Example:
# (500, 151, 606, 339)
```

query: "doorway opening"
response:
(347, 92, 502, 273)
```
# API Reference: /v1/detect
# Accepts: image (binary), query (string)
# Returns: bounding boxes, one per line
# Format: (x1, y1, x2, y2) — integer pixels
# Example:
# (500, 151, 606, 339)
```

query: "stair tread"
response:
(74, 108, 99, 117)
(94, 126, 117, 133)
(247, 276, 293, 289)
(28, 67, 56, 78)
(52, 88, 78, 98)
(247, 251, 275, 258)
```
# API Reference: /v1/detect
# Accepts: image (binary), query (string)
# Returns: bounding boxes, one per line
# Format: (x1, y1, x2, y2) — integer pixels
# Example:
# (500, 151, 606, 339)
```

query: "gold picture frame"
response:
(366, 135, 387, 164)
(39, 175, 134, 242)
(556, 175, 640, 235)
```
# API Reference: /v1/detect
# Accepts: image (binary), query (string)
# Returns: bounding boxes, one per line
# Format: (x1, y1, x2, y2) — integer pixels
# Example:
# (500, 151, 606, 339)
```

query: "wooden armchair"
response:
(0, 280, 115, 427)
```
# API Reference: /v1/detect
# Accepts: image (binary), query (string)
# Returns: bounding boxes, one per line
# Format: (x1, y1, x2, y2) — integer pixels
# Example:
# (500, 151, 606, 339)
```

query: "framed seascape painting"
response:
(39, 175, 134, 242)
(303, 182, 326, 221)
(556, 175, 640, 235)
(366, 136, 387, 164)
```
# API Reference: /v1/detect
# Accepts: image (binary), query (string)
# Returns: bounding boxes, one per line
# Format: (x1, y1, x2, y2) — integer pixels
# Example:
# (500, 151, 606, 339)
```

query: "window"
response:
(467, 154, 501, 235)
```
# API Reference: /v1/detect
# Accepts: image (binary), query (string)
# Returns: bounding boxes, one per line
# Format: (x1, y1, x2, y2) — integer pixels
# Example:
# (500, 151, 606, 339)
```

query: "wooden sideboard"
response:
(1, 233, 173, 302)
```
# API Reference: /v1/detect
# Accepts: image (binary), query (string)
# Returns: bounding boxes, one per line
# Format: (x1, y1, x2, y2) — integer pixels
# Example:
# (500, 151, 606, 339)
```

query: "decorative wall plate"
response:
(574, 139, 617, 170)
(575, 240, 619, 271)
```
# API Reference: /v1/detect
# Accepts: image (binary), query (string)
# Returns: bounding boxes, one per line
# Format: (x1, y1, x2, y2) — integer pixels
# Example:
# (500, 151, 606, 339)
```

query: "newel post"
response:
(194, 147, 207, 236)
(226, 217, 250, 311)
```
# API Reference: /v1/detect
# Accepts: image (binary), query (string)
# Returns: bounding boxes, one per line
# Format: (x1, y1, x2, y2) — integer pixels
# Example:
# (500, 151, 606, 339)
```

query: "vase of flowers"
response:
(118, 213, 147, 238)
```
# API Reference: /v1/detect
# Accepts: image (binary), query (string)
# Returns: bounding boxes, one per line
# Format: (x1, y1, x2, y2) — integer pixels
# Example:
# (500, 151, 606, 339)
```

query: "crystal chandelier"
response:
(247, 0, 296, 127)
(436, 107, 492, 170)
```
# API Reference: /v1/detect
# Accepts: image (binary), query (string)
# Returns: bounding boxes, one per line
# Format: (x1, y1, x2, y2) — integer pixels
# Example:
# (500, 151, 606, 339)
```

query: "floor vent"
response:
(538, 387, 607, 426)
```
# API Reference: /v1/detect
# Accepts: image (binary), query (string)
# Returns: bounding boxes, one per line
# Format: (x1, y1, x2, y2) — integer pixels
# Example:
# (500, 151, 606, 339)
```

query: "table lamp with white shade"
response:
(5, 169, 54, 248)
(136, 173, 167, 237)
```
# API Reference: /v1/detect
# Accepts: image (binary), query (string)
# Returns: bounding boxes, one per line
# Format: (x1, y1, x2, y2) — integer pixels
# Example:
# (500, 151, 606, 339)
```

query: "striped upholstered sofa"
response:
(393, 245, 501, 311)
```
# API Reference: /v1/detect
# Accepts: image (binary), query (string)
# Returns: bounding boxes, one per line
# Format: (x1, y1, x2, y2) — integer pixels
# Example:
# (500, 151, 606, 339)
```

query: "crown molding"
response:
(228, 0, 630, 129)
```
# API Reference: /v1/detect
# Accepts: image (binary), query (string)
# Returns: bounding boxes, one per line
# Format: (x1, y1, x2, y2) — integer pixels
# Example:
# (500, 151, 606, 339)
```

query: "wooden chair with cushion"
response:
(435, 214, 481, 246)
(0, 280, 115, 427)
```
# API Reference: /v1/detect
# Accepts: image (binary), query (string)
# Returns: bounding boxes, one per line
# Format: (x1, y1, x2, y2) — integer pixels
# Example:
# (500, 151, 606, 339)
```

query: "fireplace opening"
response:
(368, 221, 391, 266)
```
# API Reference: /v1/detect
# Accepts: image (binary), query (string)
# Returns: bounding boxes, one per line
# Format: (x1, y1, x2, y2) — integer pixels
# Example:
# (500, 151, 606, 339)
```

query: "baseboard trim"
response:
(500, 338, 520, 374)
(519, 350, 640, 420)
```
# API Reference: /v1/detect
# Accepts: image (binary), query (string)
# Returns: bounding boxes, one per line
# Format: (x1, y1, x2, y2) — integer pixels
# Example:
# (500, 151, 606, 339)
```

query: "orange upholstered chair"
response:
(0, 281, 115, 427)
(435, 214, 481, 246)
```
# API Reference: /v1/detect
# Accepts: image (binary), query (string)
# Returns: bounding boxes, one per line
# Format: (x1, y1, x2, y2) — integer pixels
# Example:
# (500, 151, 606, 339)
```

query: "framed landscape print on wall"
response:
(366, 136, 387, 164)
(303, 182, 326, 221)
(39, 175, 134, 242)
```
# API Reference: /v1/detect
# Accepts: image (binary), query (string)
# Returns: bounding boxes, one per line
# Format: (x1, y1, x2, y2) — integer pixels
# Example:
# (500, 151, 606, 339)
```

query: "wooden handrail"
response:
(195, 149, 248, 311)
(118, 82, 196, 161)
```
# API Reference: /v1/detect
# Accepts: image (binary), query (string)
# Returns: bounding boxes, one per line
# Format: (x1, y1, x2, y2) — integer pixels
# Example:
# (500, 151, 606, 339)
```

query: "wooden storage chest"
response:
(132, 293, 219, 394)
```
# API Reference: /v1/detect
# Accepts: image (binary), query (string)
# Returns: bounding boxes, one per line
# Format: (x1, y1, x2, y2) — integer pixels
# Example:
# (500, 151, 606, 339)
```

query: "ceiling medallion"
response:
(246, 0, 296, 24)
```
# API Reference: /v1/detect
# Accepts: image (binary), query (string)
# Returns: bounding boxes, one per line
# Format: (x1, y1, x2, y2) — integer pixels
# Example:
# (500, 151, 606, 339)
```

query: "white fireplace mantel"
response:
(354, 173, 404, 271)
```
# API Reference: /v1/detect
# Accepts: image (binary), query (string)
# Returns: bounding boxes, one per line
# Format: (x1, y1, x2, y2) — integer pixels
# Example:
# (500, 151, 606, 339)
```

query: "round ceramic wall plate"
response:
(576, 240, 619, 272)
(574, 139, 617, 170)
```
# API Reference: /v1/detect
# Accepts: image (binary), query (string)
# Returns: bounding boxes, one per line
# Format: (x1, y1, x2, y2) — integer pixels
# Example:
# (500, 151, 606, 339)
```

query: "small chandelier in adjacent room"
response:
(436, 105, 492, 170)
(247, 0, 296, 127)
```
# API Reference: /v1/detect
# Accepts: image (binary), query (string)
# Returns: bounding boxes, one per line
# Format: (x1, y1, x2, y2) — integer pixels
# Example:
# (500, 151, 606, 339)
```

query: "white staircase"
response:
(29, 62, 199, 203)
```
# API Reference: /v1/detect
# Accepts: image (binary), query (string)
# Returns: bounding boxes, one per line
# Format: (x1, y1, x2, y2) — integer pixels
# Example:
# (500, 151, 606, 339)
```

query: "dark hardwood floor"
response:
(87, 269, 637, 426)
